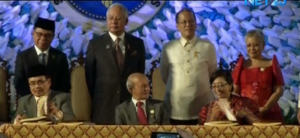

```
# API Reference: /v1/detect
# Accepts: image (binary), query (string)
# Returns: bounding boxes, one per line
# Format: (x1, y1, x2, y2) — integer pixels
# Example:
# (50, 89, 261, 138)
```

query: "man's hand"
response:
(48, 101, 63, 121)
(14, 114, 25, 124)
(48, 101, 59, 116)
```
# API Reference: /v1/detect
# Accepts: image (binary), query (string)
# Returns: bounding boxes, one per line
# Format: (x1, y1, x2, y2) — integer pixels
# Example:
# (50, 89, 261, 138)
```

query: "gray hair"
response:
(126, 77, 134, 92)
(106, 3, 129, 18)
(245, 29, 265, 44)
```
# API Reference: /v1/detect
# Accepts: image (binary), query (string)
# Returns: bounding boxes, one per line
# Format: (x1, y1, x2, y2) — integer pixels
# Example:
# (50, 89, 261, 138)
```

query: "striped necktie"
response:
(115, 38, 124, 70)
(37, 97, 46, 117)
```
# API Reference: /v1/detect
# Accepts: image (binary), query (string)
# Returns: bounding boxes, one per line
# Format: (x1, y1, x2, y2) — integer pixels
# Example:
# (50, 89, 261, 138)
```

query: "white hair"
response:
(246, 29, 265, 44)
(126, 77, 134, 92)
(106, 3, 129, 18)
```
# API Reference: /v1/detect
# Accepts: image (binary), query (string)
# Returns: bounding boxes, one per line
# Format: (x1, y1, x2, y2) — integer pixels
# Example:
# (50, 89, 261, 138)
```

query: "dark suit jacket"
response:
(85, 32, 145, 124)
(115, 99, 169, 125)
(13, 90, 75, 122)
(14, 47, 71, 96)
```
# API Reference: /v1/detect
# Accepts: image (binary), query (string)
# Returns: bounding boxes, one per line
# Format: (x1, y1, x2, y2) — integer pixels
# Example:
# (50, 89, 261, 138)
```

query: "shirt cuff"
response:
(54, 110, 63, 121)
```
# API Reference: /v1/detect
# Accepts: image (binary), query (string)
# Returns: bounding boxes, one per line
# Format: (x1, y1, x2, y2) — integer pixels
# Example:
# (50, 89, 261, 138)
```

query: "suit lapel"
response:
(27, 95, 37, 117)
(47, 48, 54, 69)
(103, 33, 120, 73)
(146, 100, 157, 125)
(29, 47, 40, 65)
(121, 33, 133, 75)
(127, 101, 139, 124)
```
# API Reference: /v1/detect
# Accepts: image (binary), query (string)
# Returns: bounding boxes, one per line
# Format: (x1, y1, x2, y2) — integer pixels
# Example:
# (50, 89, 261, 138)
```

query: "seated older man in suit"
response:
(13, 64, 75, 124)
(115, 73, 169, 125)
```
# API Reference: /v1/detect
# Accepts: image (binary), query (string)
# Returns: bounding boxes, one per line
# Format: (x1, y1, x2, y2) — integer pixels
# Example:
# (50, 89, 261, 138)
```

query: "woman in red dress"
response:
(199, 69, 260, 125)
(232, 29, 284, 122)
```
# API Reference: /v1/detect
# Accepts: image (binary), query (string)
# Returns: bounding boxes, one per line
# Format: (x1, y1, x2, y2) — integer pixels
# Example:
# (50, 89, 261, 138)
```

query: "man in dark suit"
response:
(85, 3, 145, 124)
(13, 65, 75, 124)
(14, 17, 70, 97)
(115, 73, 169, 125)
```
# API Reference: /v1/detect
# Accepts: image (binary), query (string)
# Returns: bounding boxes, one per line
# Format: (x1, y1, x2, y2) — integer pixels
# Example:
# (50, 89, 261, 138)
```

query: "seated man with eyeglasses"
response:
(13, 65, 75, 124)
(199, 69, 260, 125)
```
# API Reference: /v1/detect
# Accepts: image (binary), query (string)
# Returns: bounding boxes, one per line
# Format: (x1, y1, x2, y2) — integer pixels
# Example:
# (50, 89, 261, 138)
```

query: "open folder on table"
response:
(252, 122, 281, 126)
(58, 122, 84, 125)
(204, 121, 239, 126)
(20, 116, 47, 124)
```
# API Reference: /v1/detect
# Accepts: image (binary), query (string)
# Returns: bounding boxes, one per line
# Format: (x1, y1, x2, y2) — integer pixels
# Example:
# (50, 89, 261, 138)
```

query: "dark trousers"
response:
(170, 119, 198, 125)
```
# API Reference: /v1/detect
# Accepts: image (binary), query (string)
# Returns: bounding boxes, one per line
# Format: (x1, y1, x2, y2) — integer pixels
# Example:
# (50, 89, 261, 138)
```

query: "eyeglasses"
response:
(34, 31, 53, 39)
(29, 80, 47, 86)
(177, 20, 195, 25)
(211, 83, 228, 89)
(107, 16, 123, 21)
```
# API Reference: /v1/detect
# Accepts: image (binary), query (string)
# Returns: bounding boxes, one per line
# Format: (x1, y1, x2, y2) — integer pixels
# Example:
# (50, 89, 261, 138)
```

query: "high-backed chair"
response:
(0, 59, 9, 123)
(70, 54, 92, 122)
(152, 68, 166, 101)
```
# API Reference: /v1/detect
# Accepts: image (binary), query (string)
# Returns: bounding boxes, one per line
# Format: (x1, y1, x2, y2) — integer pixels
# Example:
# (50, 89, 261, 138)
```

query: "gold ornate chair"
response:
(70, 54, 92, 122)
(0, 59, 9, 124)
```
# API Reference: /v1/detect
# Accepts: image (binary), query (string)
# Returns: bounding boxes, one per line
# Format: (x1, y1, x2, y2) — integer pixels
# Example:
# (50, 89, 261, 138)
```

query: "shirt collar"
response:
(109, 31, 125, 42)
(34, 95, 48, 101)
(180, 35, 197, 47)
(34, 45, 50, 56)
(132, 97, 146, 107)
(33, 90, 51, 101)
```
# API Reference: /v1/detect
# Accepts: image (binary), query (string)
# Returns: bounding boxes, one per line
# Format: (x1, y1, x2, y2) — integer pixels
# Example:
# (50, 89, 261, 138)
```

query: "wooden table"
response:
(0, 124, 299, 138)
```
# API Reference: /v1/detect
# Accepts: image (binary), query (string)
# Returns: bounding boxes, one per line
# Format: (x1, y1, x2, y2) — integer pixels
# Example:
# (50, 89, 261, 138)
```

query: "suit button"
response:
(117, 91, 119, 93)
(187, 71, 189, 73)
(187, 60, 189, 62)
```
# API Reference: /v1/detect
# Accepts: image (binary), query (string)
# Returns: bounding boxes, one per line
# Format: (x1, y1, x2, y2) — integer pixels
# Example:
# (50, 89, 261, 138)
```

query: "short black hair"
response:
(175, 8, 196, 23)
(210, 69, 233, 85)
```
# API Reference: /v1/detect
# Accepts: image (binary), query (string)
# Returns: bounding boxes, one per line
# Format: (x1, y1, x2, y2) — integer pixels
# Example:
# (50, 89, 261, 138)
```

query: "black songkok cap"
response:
(34, 17, 55, 33)
(27, 64, 50, 79)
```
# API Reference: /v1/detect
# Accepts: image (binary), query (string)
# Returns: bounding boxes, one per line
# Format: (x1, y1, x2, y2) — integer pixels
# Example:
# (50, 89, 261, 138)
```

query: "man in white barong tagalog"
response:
(160, 8, 218, 125)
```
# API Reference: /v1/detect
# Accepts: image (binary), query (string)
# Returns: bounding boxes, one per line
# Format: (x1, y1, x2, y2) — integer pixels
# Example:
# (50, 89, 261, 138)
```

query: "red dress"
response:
(232, 55, 284, 122)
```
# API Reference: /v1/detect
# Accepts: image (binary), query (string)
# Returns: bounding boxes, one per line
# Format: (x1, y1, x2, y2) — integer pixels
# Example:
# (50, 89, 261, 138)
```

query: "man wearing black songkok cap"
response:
(12, 64, 75, 124)
(14, 17, 71, 97)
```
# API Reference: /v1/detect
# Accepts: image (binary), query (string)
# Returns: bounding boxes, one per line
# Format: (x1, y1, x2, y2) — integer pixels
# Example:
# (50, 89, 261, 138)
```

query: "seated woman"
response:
(199, 69, 260, 125)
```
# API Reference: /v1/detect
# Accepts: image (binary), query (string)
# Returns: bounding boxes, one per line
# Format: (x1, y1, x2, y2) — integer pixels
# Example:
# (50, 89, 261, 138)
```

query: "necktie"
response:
(115, 38, 124, 70)
(40, 53, 46, 65)
(136, 102, 148, 125)
(37, 97, 46, 117)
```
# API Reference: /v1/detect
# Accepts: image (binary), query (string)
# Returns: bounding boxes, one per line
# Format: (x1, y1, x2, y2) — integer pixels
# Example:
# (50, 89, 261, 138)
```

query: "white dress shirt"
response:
(109, 32, 126, 55)
(160, 36, 218, 120)
(132, 98, 147, 117)
(34, 45, 49, 65)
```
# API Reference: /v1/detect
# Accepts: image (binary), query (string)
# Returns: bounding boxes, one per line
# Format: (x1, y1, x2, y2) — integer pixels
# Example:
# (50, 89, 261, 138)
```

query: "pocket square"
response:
(131, 51, 138, 56)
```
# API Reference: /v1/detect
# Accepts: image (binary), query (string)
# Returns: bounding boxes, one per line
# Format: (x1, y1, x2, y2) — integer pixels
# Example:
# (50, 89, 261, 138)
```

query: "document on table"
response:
(217, 98, 237, 121)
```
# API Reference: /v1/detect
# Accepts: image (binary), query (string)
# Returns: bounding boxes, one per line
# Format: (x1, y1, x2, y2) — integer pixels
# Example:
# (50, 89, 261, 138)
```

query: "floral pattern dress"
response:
(232, 55, 284, 122)
(199, 95, 260, 125)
